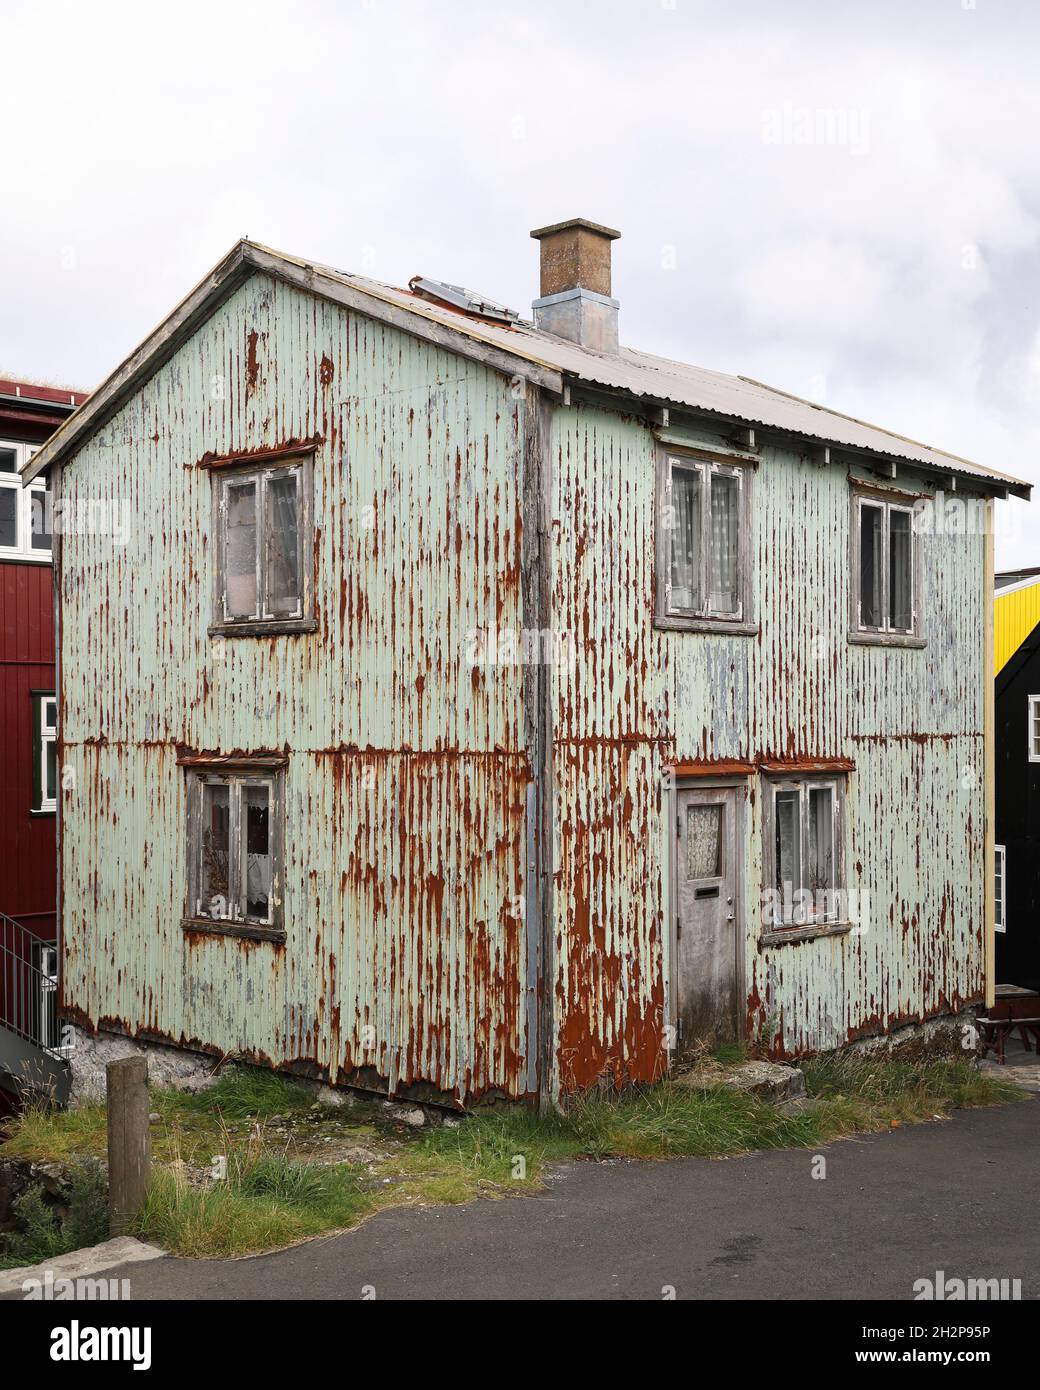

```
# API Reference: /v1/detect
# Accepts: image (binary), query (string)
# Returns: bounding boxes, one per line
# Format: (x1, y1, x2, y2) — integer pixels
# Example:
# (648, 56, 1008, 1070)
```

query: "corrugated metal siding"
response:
(549, 402, 985, 1085)
(59, 273, 987, 1104)
(60, 274, 532, 1102)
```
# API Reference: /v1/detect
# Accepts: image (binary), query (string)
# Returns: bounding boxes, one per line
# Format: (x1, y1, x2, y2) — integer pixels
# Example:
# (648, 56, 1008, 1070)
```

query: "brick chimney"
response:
(530, 218, 621, 353)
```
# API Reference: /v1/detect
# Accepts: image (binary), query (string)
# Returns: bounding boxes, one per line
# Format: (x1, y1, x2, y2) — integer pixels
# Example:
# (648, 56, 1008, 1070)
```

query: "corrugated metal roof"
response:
(325, 258, 1030, 495)
(22, 238, 1031, 497)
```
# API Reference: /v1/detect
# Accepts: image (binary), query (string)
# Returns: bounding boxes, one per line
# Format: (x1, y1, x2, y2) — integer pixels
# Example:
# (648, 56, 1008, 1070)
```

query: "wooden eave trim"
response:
(847, 474, 929, 504)
(176, 752, 289, 771)
(196, 436, 322, 471)
(653, 429, 760, 467)
(673, 760, 756, 779)
(759, 758, 855, 774)
(671, 756, 854, 778)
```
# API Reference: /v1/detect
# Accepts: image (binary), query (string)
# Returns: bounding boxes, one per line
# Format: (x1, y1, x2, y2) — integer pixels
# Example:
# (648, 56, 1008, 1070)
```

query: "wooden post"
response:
(106, 1057, 151, 1235)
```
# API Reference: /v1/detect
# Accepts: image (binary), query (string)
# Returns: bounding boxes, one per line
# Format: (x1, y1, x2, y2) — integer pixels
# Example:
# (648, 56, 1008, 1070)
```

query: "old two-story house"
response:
(24, 221, 1028, 1107)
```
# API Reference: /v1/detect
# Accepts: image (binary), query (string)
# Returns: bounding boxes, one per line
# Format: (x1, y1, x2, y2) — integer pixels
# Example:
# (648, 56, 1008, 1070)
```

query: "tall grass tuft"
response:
(163, 1064, 317, 1121)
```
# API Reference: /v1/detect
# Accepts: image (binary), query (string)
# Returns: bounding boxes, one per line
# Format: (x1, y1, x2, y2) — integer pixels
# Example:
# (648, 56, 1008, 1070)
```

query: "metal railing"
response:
(0, 910, 61, 1055)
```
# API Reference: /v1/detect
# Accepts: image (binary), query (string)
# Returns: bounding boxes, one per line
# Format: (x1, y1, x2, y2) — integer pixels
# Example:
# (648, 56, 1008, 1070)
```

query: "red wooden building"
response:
(0, 378, 87, 1108)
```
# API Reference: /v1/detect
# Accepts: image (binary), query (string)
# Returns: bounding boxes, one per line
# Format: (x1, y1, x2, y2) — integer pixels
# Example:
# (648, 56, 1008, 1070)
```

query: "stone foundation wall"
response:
(64, 1027, 222, 1105)
(63, 1026, 429, 1119)
(845, 1011, 980, 1060)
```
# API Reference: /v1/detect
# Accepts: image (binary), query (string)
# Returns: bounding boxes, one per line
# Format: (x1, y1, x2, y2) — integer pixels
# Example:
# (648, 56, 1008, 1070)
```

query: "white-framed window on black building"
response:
(182, 757, 286, 941)
(851, 491, 921, 645)
(209, 453, 314, 638)
(994, 844, 1006, 934)
(655, 449, 753, 631)
(32, 692, 57, 813)
(1028, 696, 1040, 762)
(1, 441, 51, 561)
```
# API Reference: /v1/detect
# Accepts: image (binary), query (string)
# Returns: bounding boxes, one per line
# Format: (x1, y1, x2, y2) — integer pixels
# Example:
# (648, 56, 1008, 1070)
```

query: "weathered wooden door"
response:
(675, 786, 739, 1049)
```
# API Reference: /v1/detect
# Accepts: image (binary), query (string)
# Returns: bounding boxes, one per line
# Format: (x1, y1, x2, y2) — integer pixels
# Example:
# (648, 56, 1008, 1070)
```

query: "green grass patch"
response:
(802, 1054, 1023, 1118)
(133, 1160, 374, 1260)
(161, 1065, 317, 1121)
(0, 1101, 107, 1165)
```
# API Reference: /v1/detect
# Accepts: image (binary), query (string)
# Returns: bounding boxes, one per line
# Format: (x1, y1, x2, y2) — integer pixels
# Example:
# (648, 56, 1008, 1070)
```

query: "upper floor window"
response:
(32, 691, 57, 813)
(655, 450, 752, 631)
(851, 492, 920, 643)
(209, 458, 308, 636)
(209, 454, 314, 637)
(0, 442, 50, 561)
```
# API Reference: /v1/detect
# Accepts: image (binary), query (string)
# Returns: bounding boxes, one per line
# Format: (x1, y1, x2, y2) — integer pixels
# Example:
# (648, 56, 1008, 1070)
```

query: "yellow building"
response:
(995, 569, 1040, 675)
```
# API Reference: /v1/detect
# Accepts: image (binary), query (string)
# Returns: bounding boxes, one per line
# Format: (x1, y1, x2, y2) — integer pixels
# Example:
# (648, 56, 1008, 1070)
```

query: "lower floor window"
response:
(765, 775, 846, 928)
(185, 762, 284, 931)
(995, 845, 1006, 933)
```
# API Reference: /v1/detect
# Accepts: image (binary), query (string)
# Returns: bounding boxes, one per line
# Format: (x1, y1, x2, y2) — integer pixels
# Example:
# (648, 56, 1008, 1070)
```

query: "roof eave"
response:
(564, 377, 1031, 499)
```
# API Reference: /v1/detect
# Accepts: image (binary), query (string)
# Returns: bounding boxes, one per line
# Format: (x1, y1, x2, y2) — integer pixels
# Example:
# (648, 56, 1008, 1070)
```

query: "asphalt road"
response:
(74, 1097, 1038, 1301)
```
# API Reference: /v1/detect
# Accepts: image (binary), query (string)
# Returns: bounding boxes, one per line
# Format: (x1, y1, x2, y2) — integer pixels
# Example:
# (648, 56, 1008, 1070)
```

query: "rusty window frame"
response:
(655, 447, 754, 633)
(761, 773, 847, 931)
(209, 454, 315, 638)
(183, 762, 286, 943)
(849, 491, 923, 645)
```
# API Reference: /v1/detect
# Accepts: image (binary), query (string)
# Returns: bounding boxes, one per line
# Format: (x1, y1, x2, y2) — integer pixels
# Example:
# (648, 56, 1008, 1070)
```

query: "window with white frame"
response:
(185, 762, 284, 936)
(994, 844, 1006, 934)
(32, 692, 57, 812)
(1028, 696, 1040, 762)
(211, 456, 312, 635)
(852, 493, 917, 637)
(656, 451, 749, 625)
(764, 775, 846, 929)
(0, 441, 51, 560)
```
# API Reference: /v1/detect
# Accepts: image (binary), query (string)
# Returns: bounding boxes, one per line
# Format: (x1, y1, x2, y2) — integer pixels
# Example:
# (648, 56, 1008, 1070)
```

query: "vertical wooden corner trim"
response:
(520, 382, 555, 1111)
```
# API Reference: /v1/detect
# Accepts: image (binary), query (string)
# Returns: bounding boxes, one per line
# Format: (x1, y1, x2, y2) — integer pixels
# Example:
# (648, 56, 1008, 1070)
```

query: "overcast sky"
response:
(3, 0, 1038, 564)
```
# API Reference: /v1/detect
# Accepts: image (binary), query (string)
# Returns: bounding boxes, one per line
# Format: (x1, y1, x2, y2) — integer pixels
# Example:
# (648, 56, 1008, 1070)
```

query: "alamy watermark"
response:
(24, 1272, 131, 1300)
(913, 1270, 1021, 1301)
(466, 626, 576, 668)
(36, 496, 131, 547)
(762, 102, 871, 156)
(762, 884, 870, 932)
